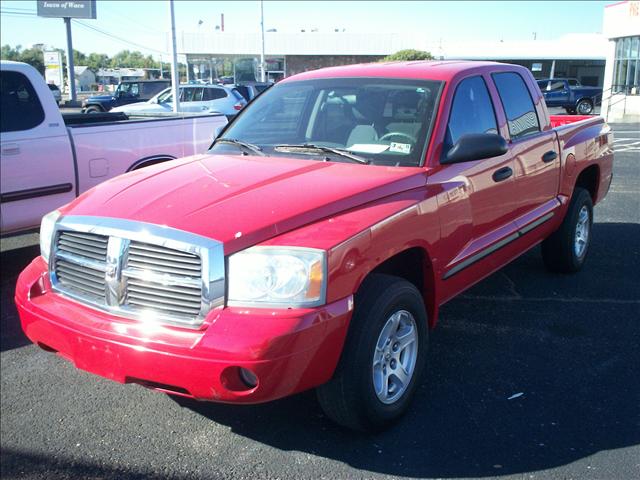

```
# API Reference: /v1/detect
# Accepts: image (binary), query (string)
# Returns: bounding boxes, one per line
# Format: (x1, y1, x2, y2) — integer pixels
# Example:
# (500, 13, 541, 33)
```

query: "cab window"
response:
(0, 71, 45, 133)
(446, 75, 498, 149)
(492, 72, 540, 140)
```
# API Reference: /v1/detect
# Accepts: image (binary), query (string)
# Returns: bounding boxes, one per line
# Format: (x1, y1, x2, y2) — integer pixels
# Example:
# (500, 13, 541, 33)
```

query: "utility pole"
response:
(260, 0, 266, 82)
(168, 0, 180, 112)
(159, 54, 163, 79)
(64, 17, 77, 104)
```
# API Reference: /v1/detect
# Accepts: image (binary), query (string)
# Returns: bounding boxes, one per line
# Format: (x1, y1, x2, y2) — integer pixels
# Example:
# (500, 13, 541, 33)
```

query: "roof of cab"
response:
(281, 60, 516, 83)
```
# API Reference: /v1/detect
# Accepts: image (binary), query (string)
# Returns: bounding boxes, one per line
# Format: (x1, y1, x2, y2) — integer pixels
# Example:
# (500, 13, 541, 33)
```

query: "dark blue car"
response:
(536, 78, 602, 115)
(82, 80, 170, 113)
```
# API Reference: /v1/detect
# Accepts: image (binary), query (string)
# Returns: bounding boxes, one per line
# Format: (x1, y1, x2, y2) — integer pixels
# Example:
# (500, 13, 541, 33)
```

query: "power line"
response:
(72, 19, 169, 55)
(1, 9, 168, 56)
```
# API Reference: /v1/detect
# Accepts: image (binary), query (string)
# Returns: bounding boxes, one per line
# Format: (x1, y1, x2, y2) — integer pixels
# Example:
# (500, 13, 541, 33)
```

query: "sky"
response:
(1, 0, 615, 60)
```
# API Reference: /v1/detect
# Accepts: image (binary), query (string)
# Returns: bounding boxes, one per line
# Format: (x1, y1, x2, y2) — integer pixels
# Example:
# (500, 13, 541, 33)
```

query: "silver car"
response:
(111, 84, 247, 116)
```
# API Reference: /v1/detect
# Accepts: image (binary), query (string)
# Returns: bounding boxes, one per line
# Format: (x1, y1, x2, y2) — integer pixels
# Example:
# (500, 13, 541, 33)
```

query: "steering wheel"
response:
(379, 131, 417, 144)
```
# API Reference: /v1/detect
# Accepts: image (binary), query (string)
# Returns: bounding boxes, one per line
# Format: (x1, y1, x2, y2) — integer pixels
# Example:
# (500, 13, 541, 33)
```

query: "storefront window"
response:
(612, 36, 640, 95)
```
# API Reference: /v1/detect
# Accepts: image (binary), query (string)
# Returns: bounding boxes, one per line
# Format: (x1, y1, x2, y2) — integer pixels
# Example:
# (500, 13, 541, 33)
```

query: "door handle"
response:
(492, 166, 513, 182)
(1, 144, 20, 156)
(542, 151, 558, 163)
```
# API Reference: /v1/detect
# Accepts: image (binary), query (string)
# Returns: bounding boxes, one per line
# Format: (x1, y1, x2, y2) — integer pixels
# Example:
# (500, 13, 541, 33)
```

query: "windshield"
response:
(213, 77, 443, 166)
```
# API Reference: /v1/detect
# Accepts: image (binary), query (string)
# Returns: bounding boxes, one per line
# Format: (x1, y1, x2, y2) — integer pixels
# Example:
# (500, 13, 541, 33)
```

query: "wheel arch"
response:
(83, 103, 105, 112)
(575, 164, 600, 203)
(358, 245, 438, 328)
(127, 154, 177, 172)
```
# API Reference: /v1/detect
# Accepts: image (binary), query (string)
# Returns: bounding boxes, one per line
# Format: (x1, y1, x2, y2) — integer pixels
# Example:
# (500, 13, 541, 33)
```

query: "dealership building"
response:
(177, 2, 639, 122)
(178, 31, 608, 86)
(601, 0, 640, 122)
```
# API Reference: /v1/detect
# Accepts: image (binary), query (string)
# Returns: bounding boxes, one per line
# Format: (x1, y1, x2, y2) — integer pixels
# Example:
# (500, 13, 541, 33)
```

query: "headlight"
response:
(228, 247, 326, 307)
(40, 210, 61, 263)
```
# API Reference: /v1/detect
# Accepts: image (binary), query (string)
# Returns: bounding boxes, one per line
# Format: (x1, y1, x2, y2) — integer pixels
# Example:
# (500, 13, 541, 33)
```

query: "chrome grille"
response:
(124, 241, 203, 317)
(55, 258, 106, 300)
(49, 216, 225, 329)
(58, 231, 108, 261)
(54, 232, 108, 301)
(126, 242, 201, 276)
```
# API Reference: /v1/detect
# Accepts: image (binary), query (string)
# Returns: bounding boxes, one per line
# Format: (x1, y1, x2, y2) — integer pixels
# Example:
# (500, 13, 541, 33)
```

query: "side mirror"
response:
(442, 133, 508, 165)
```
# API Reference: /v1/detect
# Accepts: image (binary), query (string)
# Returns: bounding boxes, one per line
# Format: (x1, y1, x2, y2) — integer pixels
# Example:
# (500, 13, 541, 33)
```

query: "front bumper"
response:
(16, 257, 352, 403)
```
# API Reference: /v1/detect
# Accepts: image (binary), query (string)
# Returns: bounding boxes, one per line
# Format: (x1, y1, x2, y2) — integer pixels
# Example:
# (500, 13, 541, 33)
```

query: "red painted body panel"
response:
(15, 61, 614, 404)
(17, 257, 352, 402)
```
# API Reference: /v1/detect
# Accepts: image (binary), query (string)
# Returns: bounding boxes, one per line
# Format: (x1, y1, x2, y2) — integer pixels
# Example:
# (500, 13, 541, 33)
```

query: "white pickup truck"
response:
(0, 61, 227, 236)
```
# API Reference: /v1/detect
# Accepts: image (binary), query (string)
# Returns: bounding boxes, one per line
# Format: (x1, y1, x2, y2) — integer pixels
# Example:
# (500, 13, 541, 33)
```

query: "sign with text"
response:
(43, 50, 64, 87)
(37, 1, 96, 19)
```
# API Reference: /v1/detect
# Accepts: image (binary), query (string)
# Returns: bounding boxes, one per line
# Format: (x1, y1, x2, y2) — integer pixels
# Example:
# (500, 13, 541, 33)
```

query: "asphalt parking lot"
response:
(1, 124, 638, 480)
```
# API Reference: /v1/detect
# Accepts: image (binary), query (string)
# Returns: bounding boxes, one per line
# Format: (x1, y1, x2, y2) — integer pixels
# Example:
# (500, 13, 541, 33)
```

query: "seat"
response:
(346, 125, 378, 147)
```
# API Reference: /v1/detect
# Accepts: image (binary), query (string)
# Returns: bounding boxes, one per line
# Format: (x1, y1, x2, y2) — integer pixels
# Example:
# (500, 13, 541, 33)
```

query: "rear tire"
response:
(576, 99, 593, 115)
(316, 274, 428, 432)
(541, 187, 593, 273)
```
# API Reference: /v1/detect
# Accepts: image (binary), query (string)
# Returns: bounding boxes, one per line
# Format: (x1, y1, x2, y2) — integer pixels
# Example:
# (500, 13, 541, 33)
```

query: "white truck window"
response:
(0, 71, 45, 133)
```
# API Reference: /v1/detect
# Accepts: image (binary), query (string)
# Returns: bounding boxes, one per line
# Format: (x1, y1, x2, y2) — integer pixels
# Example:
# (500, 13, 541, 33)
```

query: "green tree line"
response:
(1, 44, 171, 74)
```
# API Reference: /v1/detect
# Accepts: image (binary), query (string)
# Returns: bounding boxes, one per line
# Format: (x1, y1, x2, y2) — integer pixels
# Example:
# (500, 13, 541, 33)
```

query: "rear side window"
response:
(492, 72, 540, 140)
(233, 86, 251, 101)
(0, 71, 45, 133)
(568, 79, 580, 87)
(549, 80, 565, 91)
(230, 89, 245, 101)
(446, 75, 498, 148)
(536, 80, 549, 91)
(204, 88, 228, 101)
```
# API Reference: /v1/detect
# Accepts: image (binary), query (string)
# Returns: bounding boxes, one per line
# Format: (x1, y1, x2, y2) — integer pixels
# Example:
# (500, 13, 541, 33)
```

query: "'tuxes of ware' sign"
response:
(36, 1, 97, 19)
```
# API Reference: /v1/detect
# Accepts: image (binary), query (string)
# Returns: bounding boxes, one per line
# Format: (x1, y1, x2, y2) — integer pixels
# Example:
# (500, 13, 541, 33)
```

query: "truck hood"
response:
(64, 153, 426, 254)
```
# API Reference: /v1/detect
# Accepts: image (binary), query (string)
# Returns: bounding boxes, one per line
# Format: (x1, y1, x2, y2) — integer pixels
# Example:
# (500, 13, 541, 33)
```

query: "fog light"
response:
(239, 368, 258, 388)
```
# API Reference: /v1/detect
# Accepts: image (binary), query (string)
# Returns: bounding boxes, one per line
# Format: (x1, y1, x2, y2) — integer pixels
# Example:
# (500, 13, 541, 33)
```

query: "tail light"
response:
(233, 102, 244, 111)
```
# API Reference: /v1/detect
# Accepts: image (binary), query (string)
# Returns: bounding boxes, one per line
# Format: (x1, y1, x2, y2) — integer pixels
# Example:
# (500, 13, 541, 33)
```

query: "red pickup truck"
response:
(16, 61, 613, 432)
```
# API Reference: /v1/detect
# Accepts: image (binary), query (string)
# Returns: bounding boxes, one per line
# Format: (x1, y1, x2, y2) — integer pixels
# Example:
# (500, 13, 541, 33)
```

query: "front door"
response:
(0, 69, 76, 234)
(429, 74, 517, 295)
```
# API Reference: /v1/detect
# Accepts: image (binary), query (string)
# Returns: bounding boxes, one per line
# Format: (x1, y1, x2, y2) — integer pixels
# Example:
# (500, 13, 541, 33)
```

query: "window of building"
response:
(492, 72, 540, 140)
(0, 71, 45, 133)
(612, 36, 640, 95)
(446, 76, 498, 149)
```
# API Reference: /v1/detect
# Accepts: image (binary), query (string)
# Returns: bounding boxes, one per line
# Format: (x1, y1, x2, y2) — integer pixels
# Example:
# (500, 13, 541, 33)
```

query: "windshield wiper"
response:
(274, 144, 369, 164)
(215, 138, 266, 156)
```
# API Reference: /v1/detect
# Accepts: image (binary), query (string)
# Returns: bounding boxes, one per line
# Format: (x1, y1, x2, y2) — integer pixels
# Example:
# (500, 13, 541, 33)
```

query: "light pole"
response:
(64, 17, 77, 103)
(168, 0, 180, 113)
(260, 0, 266, 82)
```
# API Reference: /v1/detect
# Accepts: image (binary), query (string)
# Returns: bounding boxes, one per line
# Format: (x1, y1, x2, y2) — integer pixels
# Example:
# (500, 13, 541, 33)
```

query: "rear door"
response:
(0, 69, 75, 234)
(203, 87, 231, 114)
(491, 71, 560, 222)
(543, 79, 570, 107)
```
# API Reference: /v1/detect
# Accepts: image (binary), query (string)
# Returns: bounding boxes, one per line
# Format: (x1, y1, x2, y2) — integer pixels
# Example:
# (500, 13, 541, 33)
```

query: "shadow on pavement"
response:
(1, 245, 39, 352)
(172, 222, 640, 478)
(0, 448, 174, 480)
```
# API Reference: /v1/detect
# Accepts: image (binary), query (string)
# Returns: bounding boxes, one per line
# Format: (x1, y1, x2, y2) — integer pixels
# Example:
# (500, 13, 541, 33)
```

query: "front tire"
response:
(316, 274, 428, 432)
(84, 106, 102, 114)
(542, 187, 593, 273)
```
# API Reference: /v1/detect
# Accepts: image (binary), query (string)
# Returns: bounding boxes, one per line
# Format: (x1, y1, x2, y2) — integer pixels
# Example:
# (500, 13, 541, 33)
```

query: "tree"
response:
(382, 49, 433, 62)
